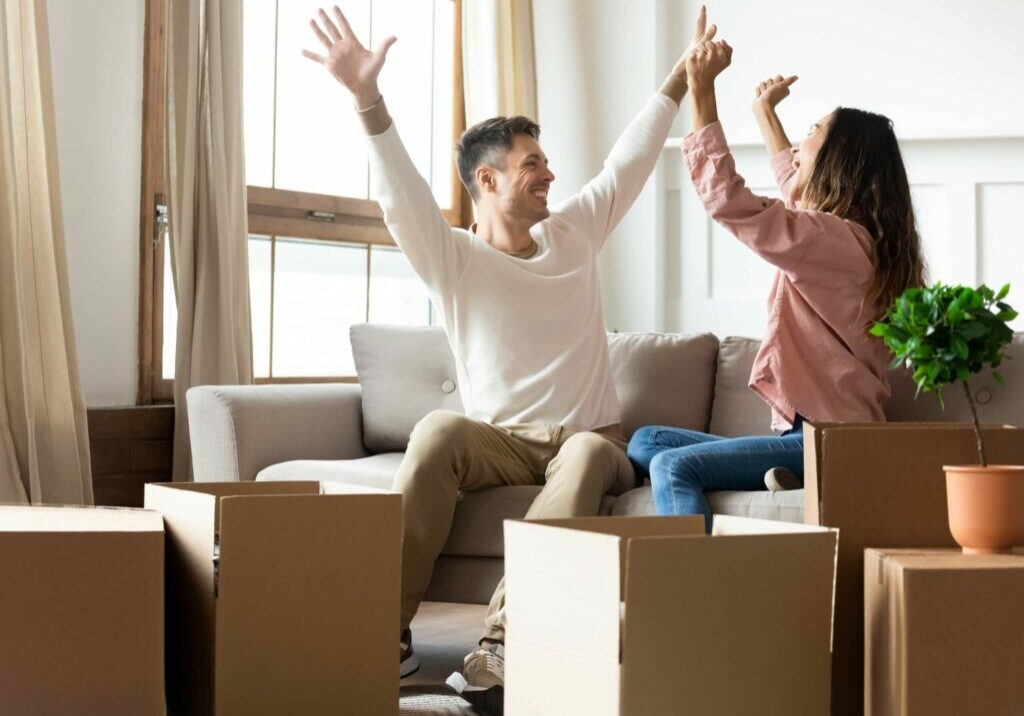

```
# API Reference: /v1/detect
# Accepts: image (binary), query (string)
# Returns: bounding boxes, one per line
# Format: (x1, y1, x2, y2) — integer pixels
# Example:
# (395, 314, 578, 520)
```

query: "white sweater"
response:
(367, 93, 677, 430)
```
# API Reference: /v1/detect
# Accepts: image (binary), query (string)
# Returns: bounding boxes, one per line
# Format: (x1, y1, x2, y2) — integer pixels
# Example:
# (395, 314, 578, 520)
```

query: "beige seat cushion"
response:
(612, 485, 804, 524)
(255, 452, 405, 490)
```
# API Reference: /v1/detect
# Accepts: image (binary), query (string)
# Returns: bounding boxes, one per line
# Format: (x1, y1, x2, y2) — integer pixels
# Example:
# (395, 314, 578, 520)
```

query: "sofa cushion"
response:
(708, 337, 773, 437)
(611, 485, 804, 523)
(350, 324, 463, 453)
(255, 452, 405, 490)
(608, 332, 719, 437)
(352, 324, 721, 450)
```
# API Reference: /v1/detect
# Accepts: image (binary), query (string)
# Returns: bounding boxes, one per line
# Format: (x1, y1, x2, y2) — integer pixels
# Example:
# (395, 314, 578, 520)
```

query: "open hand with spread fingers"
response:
(302, 5, 396, 109)
(754, 75, 799, 111)
(686, 38, 733, 91)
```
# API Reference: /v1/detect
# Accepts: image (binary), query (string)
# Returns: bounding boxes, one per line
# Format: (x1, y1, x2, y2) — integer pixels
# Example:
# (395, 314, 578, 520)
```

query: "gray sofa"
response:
(187, 326, 1023, 604)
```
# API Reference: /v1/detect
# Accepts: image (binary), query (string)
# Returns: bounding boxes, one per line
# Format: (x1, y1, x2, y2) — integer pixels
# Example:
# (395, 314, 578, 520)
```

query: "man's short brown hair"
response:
(456, 116, 541, 200)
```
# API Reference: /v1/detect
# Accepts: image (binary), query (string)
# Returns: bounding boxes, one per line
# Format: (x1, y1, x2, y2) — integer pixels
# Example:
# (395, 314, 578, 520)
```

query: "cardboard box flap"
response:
(144, 484, 218, 715)
(621, 531, 837, 716)
(713, 514, 835, 536)
(320, 481, 398, 496)
(0, 505, 163, 532)
(504, 520, 623, 663)
(528, 515, 704, 540)
(214, 492, 401, 715)
(147, 480, 321, 498)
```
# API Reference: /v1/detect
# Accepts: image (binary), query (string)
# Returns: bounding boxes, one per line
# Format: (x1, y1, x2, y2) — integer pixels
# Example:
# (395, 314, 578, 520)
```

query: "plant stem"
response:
(962, 379, 988, 467)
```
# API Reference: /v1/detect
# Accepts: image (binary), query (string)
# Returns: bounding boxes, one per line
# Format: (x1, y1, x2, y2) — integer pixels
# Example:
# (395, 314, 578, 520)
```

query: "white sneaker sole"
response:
(446, 672, 504, 715)
(400, 653, 420, 679)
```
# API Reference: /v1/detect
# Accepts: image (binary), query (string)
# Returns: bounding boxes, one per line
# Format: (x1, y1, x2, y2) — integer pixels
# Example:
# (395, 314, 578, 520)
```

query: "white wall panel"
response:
(979, 182, 1024, 330)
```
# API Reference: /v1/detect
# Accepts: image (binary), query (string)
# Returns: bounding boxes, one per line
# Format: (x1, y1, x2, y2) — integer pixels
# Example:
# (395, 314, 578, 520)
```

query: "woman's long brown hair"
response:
(801, 107, 927, 321)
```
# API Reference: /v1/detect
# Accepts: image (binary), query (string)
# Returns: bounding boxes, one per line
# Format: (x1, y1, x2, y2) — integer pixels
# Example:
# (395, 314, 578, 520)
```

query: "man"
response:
(303, 5, 714, 711)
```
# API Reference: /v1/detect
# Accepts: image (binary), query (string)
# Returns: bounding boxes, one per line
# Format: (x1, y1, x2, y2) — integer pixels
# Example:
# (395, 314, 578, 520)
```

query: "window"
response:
(139, 0, 464, 402)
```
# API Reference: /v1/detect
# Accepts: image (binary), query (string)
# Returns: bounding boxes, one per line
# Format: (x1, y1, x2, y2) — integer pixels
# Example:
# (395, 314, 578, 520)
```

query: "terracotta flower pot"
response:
(944, 465, 1024, 554)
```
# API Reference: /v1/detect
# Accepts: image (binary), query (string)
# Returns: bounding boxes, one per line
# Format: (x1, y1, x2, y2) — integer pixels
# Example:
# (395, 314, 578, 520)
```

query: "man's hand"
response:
(660, 5, 718, 104)
(685, 38, 733, 92)
(754, 75, 798, 111)
(302, 6, 396, 109)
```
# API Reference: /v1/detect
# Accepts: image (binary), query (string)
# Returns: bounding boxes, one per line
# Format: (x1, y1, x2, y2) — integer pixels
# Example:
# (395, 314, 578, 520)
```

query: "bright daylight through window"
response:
(162, 0, 455, 380)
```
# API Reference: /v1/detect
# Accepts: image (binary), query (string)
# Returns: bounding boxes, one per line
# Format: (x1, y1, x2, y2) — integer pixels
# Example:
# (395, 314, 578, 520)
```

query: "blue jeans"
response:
(627, 418, 804, 533)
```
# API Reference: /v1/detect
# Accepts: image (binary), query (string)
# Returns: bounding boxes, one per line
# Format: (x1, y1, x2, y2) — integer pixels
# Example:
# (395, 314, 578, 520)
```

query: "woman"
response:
(628, 35, 926, 531)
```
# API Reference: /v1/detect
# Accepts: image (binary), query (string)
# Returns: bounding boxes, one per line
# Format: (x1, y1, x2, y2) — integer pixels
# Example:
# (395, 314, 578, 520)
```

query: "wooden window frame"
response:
(137, 0, 468, 404)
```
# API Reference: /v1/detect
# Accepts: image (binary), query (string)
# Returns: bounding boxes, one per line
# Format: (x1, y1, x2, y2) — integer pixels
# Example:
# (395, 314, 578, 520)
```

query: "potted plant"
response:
(871, 282, 1023, 553)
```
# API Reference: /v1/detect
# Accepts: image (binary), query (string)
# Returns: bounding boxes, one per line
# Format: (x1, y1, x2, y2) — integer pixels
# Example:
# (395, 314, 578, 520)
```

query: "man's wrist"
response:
(357, 95, 393, 136)
(659, 74, 688, 106)
(354, 86, 383, 111)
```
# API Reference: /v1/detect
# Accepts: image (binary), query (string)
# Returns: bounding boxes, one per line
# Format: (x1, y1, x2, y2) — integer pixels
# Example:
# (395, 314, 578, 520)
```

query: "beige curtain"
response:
(0, 0, 92, 504)
(166, 0, 253, 481)
(462, 0, 537, 126)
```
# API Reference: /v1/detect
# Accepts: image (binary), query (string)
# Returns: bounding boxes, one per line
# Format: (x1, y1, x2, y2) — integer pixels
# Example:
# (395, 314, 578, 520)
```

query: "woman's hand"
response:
(302, 5, 396, 109)
(754, 75, 798, 111)
(685, 39, 733, 92)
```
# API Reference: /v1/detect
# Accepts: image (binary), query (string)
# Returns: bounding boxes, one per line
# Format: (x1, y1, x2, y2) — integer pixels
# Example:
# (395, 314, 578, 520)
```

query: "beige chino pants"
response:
(393, 410, 635, 643)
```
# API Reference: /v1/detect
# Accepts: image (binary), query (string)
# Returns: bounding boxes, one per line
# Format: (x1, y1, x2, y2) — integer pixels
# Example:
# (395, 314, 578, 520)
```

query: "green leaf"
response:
(993, 370, 1005, 385)
(957, 321, 988, 340)
(951, 334, 969, 360)
(997, 283, 1010, 301)
(869, 323, 888, 338)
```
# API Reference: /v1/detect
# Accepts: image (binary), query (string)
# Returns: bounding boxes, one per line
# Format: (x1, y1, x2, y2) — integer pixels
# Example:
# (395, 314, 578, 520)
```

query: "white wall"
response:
(533, 0, 666, 331)
(48, 0, 144, 406)
(535, 0, 1024, 335)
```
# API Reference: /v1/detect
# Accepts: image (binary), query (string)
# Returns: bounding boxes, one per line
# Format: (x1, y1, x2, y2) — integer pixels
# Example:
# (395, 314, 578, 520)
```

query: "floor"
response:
(399, 602, 488, 715)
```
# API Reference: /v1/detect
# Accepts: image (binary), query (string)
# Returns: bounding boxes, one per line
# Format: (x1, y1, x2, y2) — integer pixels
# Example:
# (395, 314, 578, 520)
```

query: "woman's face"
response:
(790, 112, 833, 202)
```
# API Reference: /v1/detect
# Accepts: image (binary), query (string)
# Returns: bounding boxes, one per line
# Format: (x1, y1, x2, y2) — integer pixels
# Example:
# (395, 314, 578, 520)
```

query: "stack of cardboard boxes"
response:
(0, 483, 401, 716)
(3, 422, 1023, 715)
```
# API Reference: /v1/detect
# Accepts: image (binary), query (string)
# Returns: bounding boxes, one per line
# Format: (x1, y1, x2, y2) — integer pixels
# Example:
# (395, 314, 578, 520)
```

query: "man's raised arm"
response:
(304, 6, 467, 297)
(554, 6, 716, 248)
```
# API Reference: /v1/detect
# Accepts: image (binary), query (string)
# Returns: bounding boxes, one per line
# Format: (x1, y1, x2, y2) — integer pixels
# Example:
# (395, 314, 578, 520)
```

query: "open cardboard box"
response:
(0, 505, 165, 716)
(864, 548, 1024, 715)
(803, 422, 1024, 716)
(144, 480, 401, 716)
(503, 514, 838, 716)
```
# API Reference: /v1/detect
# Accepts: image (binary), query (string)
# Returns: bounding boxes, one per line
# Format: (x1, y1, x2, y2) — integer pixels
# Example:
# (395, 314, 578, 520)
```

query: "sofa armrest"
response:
(186, 383, 369, 482)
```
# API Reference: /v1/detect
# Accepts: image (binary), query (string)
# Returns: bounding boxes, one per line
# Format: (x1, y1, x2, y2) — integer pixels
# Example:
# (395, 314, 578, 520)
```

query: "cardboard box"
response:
(0, 505, 165, 716)
(803, 422, 1024, 716)
(865, 548, 1024, 715)
(144, 481, 401, 716)
(504, 515, 838, 716)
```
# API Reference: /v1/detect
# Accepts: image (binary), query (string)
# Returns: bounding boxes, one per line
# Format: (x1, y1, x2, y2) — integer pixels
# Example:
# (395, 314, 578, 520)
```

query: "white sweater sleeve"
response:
(552, 93, 678, 250)
(367, 124, 470, 297)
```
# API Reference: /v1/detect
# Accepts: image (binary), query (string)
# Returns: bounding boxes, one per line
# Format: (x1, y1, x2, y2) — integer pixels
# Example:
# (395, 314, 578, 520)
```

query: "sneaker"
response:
(445, 642, 504, 715)
(400, 628, 420, 678)
(764, 466, 803, 492)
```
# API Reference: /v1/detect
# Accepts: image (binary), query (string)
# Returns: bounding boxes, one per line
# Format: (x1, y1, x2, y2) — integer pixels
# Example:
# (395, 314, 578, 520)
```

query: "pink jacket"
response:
(682, 121, 891, 431)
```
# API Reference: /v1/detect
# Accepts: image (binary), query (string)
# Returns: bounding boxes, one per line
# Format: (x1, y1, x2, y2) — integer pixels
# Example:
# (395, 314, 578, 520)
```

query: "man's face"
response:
(489, 134, 555, 225)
